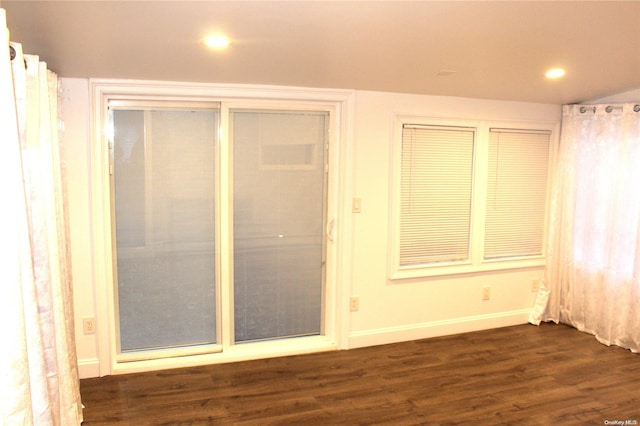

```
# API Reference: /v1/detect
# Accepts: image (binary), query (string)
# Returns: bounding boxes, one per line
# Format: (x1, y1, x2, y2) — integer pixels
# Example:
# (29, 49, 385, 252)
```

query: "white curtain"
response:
(1, 9, 83, 424)
(543, 103, 640, 353)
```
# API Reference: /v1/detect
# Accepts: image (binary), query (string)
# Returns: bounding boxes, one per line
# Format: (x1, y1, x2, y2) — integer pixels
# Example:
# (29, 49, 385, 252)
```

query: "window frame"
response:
(398, 123, 477, 268)
(389, 115, 558, 280)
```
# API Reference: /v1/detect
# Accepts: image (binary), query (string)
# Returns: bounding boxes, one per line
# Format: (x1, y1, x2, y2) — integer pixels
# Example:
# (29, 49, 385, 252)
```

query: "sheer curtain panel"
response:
(543, 103, 640, 353)
(0, 9, 83, 424)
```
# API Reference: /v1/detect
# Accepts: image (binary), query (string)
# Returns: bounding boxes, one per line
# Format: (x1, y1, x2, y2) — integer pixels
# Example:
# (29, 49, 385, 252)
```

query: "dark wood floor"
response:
(80, 323, 640, 425)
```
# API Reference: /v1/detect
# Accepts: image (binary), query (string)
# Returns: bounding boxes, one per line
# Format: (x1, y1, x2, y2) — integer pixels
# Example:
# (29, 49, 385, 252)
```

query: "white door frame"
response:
(90, 79, 355, 375)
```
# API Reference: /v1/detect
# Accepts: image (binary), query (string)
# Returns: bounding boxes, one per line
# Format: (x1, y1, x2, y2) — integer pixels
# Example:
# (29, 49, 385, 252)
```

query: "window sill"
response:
(389, 257, 546, 281)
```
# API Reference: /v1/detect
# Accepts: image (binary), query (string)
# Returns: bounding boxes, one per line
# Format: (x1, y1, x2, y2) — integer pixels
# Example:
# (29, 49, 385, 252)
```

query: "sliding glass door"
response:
(232, 110, 328, 342)
(111, 105, 219, 352)
(110, 103, 329, 356)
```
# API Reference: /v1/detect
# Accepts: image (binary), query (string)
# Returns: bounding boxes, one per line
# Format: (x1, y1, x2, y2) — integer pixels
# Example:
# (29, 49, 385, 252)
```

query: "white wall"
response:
(347, 91, 560, 347)
(60, 78, 100, 378)
(589, 88, 640, 103)
(61, 79, 562, 378)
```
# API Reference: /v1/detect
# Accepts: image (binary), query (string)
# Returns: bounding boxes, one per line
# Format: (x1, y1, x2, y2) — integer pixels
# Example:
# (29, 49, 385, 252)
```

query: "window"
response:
(256, 111, 323, 170)
(399, 125, 475, 266)
(391, 116, 556, 279)
(484, 129, 550, 260)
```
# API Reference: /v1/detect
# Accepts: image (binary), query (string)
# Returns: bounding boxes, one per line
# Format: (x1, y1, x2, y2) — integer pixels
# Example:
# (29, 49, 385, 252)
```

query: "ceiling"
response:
(3, 1, 639, 105)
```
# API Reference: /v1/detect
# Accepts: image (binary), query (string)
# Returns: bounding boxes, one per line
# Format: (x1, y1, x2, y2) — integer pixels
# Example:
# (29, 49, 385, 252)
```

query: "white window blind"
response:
(400, 125, 475, 266)
(484, 129, 550, 259)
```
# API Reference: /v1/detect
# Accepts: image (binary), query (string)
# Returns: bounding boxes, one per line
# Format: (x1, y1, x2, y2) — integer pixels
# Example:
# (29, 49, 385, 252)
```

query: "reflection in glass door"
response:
(110, 104, 329, 355)
(111, 105, 218, 352)
(231, 110, 328, 342)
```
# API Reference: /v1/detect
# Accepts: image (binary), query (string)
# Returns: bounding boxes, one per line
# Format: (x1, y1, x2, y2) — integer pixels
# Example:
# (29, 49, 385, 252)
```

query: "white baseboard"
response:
(77, 358, 100, 379)
(347, 309, 531, 349)
(77, 310, 531, 378)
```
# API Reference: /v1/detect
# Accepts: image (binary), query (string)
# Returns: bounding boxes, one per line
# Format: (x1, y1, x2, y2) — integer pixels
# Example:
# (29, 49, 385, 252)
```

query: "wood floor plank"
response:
(80, 323, 640, 425)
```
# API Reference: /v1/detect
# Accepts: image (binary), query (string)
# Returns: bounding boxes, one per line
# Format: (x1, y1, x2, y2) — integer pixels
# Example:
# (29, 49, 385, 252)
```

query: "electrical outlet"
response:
(531, 279, 540, 292)
(349, 296, 360, 312)
(482, 286, 491, 301)
(83, 317, 96, 335)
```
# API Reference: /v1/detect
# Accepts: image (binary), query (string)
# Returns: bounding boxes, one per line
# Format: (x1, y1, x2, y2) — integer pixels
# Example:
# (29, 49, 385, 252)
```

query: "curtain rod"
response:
(579, 104, 640, 114)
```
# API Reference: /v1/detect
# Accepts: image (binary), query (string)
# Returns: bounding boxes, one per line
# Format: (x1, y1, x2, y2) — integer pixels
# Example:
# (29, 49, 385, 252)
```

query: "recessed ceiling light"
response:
(205, 35, 230, 49)
(545, 68, 566, 79)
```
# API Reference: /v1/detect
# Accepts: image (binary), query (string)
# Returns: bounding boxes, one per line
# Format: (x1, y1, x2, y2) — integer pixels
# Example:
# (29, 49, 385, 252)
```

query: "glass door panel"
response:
(111, 106, 218, 352)
(231, 110, 328, 342)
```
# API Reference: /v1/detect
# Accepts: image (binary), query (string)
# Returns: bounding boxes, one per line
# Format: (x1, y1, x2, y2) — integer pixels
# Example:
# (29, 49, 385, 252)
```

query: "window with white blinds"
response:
(484, 129, 550, 259)
(392, 115, 556, 279)
(400, 125, 475, 266)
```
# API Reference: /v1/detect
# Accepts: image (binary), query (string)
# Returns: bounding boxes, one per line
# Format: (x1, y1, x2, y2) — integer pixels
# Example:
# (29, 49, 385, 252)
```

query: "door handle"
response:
(326, 218, 335, 242)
